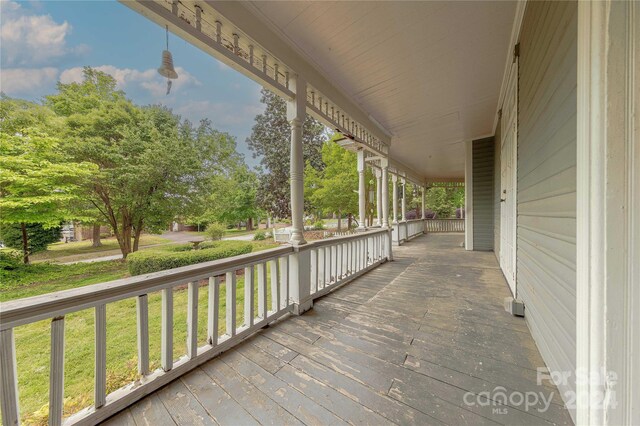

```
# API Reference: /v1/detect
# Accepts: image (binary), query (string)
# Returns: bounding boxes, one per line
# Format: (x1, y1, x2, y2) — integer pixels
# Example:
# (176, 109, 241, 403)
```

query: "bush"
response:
(0, 249, 22, 270)
(253, 231, 266, 241)
(0, 223, 61, 255)
(127, 241, 252, 275)
(204, 223, 225, 241)
(313, 220, 325, 230)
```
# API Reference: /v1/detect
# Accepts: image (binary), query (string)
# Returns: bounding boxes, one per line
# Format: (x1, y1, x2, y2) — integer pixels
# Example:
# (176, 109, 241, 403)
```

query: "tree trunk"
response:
(92, 223, 102, 247)
(247, 218, 253, 231)
(133, 227, 142, 252)
(20, 222, 29, 264)
(337, 210, 342, 231)
(347, 214, 353, 229)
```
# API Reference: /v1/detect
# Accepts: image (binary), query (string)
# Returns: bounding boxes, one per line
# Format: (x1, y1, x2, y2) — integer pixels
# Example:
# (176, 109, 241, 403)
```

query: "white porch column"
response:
(381, 160, 390, 228)
(375, 169, 382, 226)
(464, 140, 474, 250)
(286, 75, 306, 246)
(421, 186, 426, 219)
(357, 149, 366, 230)
(576, 2, 639, 424)
(400, 177, 407, 222)
(392, 174, 398, 224)
(286, 75, 312, 315)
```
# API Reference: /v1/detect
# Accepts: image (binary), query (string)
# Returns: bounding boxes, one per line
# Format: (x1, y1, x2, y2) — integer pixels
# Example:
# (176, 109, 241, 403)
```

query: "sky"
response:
(0, 0, 265, 166)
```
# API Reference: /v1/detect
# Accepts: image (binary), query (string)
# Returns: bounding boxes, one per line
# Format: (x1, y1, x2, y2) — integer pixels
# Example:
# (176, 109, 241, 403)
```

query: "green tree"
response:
(197, 165, 263, 230)
(305, 138, 359, 230)
(247, 89, 327, 218)
(47, 68, 223, 258)
(0, 223, 61, 256)
(0, 96, 96, 263)
(426, 187, 455, 218)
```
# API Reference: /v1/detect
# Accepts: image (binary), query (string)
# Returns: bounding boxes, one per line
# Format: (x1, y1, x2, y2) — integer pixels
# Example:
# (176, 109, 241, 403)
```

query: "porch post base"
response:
(292, 299, 313, 316)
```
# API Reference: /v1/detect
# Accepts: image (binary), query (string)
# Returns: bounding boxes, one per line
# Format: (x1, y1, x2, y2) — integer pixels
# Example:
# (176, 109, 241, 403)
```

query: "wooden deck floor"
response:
(104, 234, 573, 426)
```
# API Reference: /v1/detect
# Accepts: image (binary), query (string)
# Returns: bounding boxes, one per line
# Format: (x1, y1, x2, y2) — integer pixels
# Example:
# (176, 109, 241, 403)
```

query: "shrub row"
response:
(127, 241, 252, 275)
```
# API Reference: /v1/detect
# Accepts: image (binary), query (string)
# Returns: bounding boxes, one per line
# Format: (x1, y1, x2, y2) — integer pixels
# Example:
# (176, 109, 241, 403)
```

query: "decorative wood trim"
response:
(576, 1, 639, 424)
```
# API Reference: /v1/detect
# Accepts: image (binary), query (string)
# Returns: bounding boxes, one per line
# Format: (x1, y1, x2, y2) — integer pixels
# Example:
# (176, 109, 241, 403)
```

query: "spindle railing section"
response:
(309, 229, 389, 297)
(392, 219, 425, 245)
(425, 218, 465, 233)
(0, 229, 391, 426)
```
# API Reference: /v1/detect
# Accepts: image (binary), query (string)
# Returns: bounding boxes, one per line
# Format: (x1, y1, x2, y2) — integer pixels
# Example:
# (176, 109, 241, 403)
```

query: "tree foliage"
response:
(0, 96, 96, 262)
(305, 138, 358, 228)
(0, 223, 61, 255)
(45, 68, 239, 258)
(247, 89, 327, 218)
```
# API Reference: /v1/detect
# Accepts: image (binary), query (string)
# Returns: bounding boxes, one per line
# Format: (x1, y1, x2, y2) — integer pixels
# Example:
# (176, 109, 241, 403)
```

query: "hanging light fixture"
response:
(158, 25, 178, 94)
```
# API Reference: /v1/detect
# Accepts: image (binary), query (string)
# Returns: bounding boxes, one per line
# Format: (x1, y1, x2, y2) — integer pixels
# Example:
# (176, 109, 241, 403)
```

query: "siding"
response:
(493, 117, 502, 258)
(517, 0, 577, 415)
(472, 137, 494, 251)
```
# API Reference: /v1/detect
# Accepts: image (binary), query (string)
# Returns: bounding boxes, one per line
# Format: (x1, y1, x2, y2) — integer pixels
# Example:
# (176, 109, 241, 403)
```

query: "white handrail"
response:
(0, 228, 391, 426)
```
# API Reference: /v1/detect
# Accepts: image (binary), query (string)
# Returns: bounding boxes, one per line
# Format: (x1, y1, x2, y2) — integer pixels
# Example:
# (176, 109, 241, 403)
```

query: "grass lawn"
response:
(2, 240, 280, 425)
(31, 235, 172, 263)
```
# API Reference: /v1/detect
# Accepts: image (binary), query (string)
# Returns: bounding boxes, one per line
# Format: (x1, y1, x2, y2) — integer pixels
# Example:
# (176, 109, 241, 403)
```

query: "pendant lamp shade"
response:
(158, 50, 178, 79)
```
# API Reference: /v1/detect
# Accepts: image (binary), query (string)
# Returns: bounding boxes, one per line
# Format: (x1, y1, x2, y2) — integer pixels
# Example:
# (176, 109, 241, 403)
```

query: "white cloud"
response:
(0, 1, 88, 66)
(59, 65, 201, 98)
(0, 67, 58, 96)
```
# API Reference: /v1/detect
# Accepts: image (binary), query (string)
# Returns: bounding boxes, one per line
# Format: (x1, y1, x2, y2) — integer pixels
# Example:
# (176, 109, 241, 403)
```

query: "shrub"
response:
(127, 241, 252, 275)
(253, 230, 266, 241)
(204, 223, 225, 241)
(0, 249, 22, 270)
(0, 223, 61, 255)
(313, 220, 325, 230)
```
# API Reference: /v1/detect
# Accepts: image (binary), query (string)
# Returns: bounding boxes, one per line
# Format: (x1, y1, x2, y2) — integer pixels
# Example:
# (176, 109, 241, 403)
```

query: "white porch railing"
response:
(310, 229, 389, 297)
(425, 218, 465, 233)
(0, 229, 390, 426)
(392, 219, 425, 245)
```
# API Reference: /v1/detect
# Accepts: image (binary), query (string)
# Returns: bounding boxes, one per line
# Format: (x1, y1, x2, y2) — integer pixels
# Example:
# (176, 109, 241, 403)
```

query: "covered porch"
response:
(104, 234, 572, 426)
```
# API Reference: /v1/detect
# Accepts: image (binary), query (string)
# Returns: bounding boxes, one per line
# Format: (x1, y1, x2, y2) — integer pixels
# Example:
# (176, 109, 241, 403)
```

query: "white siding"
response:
(517, 0, 577, 412)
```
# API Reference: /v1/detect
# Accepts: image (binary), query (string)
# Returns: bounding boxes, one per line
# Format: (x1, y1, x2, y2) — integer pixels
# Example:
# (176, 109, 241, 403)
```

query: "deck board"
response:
(104, 234, 573, 426)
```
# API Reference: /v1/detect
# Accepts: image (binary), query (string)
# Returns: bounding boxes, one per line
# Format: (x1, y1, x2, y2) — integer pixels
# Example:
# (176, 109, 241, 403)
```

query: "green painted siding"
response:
(472, 137, 494, 251)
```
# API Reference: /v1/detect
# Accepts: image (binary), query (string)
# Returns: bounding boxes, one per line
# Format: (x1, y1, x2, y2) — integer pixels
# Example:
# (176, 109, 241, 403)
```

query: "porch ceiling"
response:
(245, 1, 518, 180)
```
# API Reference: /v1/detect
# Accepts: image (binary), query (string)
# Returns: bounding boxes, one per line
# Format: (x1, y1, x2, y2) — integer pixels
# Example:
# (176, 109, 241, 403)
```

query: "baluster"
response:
(351, 241, 356, 273)
(325, 247, 331, 285)
(49, 316, 65, 426)
(232, 33, 239, 55)
(215, 20, 222, 44)
(187, 282, 198, 358)
(279, 256, 289, 308)
(336, 243, 342, 280)
(269, 259, 280, 312)
(161, 287, 173, 371)
(195, 5, 202, 31)
(318, 248, 325, 290)
(331, 244, 340, 283)
(94, 304, 106, 409)
(258, 263, 268, 319)
(225, 272, 237, 337)
(208, 276, 221, 345)
(136, 295, 149, 374)
(244, 266, 254, 327)
(0, 329, 20, 425)
(310, 249, 318, 293)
